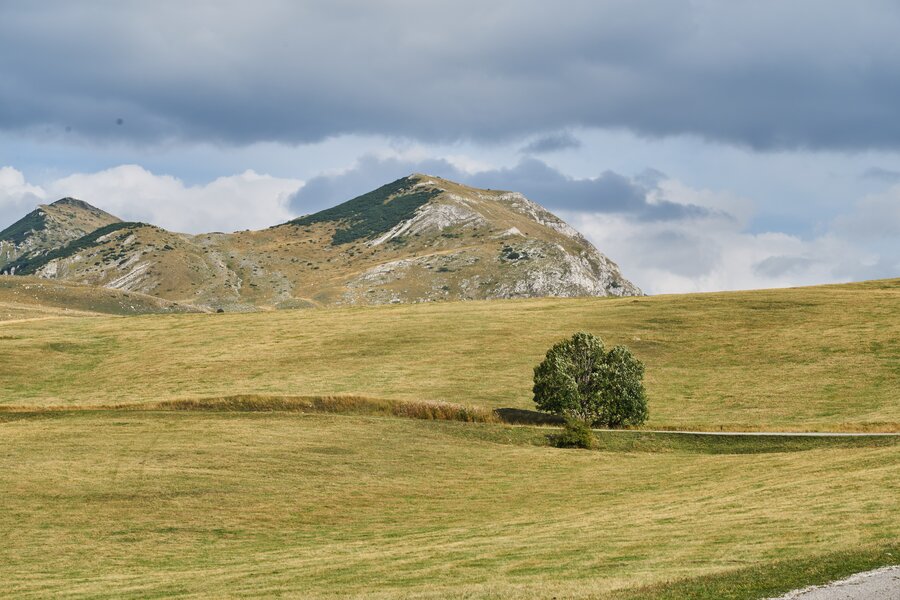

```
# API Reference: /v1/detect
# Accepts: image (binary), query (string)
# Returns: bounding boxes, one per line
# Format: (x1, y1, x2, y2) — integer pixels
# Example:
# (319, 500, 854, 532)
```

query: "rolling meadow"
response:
(1, 278, 898, 598)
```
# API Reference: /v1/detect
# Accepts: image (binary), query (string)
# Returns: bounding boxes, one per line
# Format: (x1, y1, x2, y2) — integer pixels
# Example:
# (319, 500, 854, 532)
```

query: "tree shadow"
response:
(494, 407, 564, 426)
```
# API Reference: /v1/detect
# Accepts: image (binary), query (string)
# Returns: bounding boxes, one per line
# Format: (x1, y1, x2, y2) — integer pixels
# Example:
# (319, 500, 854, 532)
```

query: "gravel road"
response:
(768, 566, 900, 599)
(639, 430, 900, 437)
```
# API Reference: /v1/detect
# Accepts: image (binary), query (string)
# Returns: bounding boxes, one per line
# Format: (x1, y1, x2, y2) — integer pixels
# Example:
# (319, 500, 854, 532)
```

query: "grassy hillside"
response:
(1, 279, 897, 431)
(0, 276, 203, 320)
(1, 410, 896, 599)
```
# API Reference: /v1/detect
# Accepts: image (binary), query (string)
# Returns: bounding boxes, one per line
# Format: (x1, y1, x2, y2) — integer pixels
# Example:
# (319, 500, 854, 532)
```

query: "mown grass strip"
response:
(428, 419, 899, 454)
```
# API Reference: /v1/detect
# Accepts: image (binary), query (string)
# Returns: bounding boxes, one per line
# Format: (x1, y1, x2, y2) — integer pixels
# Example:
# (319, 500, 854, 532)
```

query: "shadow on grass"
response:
(494, 407, 564, 425)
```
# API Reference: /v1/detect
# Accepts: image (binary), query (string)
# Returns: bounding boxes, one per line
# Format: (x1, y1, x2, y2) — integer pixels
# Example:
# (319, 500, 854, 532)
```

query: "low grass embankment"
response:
(0, 394, 498, 423)
(134, 394, 499, 423)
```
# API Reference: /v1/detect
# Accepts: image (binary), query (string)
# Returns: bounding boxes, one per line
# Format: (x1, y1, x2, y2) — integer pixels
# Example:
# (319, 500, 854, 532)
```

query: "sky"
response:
(1, 1, 898, 294)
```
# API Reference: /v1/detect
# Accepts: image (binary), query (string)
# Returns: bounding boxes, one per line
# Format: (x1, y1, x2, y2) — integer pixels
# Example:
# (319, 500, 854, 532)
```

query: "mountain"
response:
(0, 197, 121, 273)
(1, 175, 641, 308)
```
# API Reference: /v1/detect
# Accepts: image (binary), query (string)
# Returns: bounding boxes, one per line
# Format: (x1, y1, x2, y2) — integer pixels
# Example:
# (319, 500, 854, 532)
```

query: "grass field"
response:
(2, 410, 898, 599)
(2, 279, 898, 598)
(0, 276, 200, 320)
(2, 278, 898, 431)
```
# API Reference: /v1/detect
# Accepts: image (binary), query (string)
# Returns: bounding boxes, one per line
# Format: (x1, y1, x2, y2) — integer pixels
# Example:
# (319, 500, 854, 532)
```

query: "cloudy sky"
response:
(1, 1, 898, 293)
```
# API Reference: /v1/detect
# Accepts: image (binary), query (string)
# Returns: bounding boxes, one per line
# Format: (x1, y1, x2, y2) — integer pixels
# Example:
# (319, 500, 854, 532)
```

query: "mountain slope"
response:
(0, 276, 203, 319)
(2, 175, 641, 308)
(0, 198, 121, 273)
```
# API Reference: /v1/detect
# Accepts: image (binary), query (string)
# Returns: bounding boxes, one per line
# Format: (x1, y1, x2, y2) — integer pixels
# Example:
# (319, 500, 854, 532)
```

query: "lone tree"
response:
(533, 332, 648, 428)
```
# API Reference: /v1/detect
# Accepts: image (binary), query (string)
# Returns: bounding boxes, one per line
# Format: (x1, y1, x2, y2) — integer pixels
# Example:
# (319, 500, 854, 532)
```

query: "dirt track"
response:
(641, 430, 900, 437)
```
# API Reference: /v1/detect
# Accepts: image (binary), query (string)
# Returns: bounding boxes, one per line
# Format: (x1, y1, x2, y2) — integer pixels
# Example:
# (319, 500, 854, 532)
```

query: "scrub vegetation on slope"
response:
(291, 176, 441, 245)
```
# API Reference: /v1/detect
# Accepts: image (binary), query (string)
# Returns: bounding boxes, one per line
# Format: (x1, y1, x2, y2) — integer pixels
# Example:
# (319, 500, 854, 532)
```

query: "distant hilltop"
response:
(0, 174, 641, 310)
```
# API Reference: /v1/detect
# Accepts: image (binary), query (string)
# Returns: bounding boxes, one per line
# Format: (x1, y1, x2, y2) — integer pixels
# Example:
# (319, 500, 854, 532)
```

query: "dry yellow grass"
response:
(1, 279, 897, 431)
(136, 394, 499, 422)
(1, 410, 897, 599)
(0, 275, 199, 320)
(2, 280, 898, 598)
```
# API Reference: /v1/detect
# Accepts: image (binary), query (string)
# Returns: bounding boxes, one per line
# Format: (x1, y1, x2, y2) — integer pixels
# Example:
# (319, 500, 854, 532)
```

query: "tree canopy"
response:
(533, 332, 648, 428)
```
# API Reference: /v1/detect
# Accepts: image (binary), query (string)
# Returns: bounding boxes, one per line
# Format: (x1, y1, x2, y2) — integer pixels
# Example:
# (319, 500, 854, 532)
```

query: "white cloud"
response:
(650, 178, 755, 224)
(0, 167, 47, 229)
(44, 165, 303, 233)
(565, 178, 896, 294)
(442, 154, 497, 175)
(833, 184, 900, 240)
(372, 145, 496, 175)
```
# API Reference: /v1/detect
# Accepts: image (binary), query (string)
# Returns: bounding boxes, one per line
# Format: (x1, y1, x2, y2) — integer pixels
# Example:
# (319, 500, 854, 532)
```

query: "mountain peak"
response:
(286, 174, 640, 300)
(51, 197, 95, 210)
(1, 197, 122, 273)
(47, 197, 120, 220)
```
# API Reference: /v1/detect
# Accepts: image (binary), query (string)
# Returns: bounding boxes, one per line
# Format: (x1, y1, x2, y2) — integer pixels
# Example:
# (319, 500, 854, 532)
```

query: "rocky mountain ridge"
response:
(0, 175, 641, 309)
(0, 198, 121, 273)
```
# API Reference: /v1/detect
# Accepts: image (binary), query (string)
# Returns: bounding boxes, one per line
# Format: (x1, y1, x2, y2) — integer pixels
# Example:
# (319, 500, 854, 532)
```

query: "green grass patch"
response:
(424, 420, 898, 454)
(589, 430, 900, 454)
(614, 542, 899, 600)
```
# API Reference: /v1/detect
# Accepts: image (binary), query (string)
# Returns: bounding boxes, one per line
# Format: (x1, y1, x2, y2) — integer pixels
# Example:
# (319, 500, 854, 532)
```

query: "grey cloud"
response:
(832, 190, 900, 240)
(634, 231, 719, 278)
(860, 167, 900, 183)
(520, 132, 582, 154)
(754, 250, 898, 284)
(832, 255, 900, 282)
(633, 168, 667, 189)
(3, 2, 900, 149)
(465, 159, 713, 221)
(289, 156, 465, 216)
(753, 255, 818, 278)
(288, 155, 712, 222)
